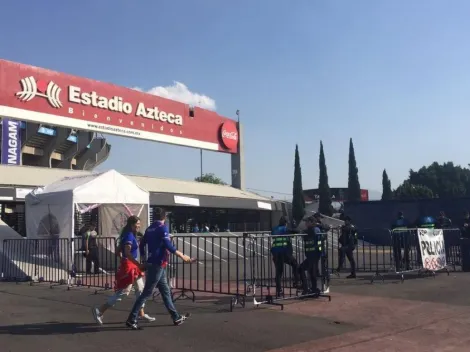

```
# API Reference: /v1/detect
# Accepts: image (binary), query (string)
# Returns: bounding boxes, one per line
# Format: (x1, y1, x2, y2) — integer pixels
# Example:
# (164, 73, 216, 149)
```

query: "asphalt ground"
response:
(2, 270, 470, 351)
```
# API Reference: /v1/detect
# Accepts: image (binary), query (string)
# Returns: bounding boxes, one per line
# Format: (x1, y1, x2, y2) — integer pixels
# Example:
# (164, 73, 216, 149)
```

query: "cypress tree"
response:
(348, 138, 362, 201)
(318, 141, 333, 216)
(292, 144, 305, 224)
(381, 169, 393, 200)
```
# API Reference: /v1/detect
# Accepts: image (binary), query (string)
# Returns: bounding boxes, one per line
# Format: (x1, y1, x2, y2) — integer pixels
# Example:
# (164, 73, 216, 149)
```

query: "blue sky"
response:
(2, 0, 470, 199)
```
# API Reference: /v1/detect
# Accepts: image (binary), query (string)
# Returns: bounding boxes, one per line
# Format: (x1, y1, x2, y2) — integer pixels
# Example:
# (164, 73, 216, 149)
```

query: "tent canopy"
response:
(25, 170, 150, 240)
(26, 169, 149, 205)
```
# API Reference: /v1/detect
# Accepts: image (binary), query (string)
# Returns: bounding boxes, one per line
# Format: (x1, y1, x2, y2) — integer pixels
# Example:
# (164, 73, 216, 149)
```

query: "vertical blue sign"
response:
(1, 119, 21, 165)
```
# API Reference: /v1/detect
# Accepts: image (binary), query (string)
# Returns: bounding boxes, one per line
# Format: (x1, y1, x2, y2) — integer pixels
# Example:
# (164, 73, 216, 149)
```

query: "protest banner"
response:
(418, 228, 446, 271)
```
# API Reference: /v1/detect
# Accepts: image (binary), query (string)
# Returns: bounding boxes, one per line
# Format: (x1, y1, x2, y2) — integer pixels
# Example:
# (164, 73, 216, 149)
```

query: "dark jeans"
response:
(272, 251, 300, 293)
(86, 247, 100, 274)
(299, 254, 320, 291)
(337, 246, 356, 275)
(393, 235, 411, 271)
(128, 265, 179, 323)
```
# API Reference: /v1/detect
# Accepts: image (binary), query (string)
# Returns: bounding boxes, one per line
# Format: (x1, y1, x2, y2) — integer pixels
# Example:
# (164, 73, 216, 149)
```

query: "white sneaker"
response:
(138, 314, 156, 322)
(91, 306, 103, 325)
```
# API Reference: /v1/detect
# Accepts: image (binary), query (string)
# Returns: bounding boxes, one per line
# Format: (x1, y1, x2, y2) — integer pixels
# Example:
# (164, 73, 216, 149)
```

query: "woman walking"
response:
(92, 215, 155, 324)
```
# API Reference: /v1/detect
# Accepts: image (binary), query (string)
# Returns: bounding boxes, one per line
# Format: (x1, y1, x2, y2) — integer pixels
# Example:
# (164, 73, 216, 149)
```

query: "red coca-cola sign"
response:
(219, 121, 238, 150)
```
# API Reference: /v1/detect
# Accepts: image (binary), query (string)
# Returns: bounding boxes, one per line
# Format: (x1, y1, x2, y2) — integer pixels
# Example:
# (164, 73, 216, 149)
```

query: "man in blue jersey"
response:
(125, 207, 195, 330)
(271, 216, 301, 297)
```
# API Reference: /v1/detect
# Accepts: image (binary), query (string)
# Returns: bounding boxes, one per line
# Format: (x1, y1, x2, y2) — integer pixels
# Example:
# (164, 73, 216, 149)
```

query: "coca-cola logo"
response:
(219, 121, 238, 151)
(222, 130, 238, 140)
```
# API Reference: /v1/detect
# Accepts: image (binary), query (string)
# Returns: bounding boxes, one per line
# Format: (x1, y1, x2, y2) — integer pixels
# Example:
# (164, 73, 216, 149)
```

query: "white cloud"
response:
(132, 82, 216, 111)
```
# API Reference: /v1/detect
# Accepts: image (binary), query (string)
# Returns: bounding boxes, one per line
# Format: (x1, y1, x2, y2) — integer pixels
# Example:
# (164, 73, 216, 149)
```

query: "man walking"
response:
(125, 207, 195, 330)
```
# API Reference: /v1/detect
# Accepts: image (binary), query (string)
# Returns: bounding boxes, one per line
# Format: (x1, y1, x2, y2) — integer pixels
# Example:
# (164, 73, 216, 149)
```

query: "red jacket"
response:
(114, 259, 143, 291)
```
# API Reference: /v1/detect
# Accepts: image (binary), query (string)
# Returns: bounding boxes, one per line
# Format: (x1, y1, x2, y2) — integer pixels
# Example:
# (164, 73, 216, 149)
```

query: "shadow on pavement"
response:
(0, 321, 176, 335)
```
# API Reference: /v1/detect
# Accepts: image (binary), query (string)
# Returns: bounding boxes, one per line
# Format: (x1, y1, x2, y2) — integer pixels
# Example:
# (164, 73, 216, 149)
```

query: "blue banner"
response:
(1, 119, 21, 165)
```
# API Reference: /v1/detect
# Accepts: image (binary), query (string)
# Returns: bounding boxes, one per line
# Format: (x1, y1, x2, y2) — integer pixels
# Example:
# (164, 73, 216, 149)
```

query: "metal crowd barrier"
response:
(245, 232, 331, 310)
(168, 234, 248, 311)
(1, 238, 70, 287)
(69, 236, 118, 293)
(443, 228, 462, 270)
(1, 228, 464, 308)
(390, 228, 451, 282)
(329, 227, 393, 283)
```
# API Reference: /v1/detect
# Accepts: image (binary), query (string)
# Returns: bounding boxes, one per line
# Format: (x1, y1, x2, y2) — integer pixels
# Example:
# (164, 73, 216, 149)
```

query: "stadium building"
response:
(0, 59, 286, 237)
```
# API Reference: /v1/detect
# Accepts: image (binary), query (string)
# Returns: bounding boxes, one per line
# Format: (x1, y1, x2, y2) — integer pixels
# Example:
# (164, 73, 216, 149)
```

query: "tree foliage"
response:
(347, 138, 362, 201)
(318, 141, 333, 216)
(395, 162, 470, 199)
(394, 181, 434, 200)
(381, 169, 393, 200)
(194, 173, 227, 185)
(292, 145, 305, 224)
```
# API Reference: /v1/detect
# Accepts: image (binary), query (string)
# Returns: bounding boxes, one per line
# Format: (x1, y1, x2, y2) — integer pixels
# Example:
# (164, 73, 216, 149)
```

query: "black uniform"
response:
(391, 215, 410, 271)
(271, 224, 301, 296)
(85, 231, 100, 274)
(461, 216, 470, 239)
(436, 214, 453, 260)
(337, 223, 357, 278)
(298, 223, 323, 294)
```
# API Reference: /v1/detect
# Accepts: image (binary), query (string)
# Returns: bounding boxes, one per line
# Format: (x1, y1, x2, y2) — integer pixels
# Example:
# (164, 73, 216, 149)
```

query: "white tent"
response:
(25, 169, 150, 241)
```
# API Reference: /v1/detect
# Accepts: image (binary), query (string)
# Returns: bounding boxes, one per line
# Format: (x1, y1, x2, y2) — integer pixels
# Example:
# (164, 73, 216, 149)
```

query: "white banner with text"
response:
(418, 228, 446, 271)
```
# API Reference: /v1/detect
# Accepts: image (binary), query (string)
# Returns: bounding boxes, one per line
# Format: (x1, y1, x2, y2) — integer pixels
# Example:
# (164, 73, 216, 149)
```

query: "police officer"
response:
(271, 216, 301, 297)
(336, 216, 357, 278)
(436, 211, 452, 260)
(391, 211, 410, 271)
(298, 216, 323, 296)
(461, 211, 470, 239)
(436, 211, 452, 229)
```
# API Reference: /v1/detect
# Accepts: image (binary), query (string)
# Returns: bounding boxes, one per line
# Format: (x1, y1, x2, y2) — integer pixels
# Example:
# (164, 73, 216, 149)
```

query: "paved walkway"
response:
(0, 271, 469, 352)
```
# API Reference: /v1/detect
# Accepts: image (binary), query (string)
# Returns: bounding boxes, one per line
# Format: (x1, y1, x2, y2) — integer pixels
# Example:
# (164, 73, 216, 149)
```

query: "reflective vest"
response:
(419, 216, 435, 229)
(392, 217, 408, 231)
(272, 236, 289, 249)
(304, 227, 322, 254)
(271, 225, 290, 250)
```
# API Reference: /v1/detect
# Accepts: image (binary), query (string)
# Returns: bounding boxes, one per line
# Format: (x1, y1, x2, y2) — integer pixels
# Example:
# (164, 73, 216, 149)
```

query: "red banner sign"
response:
(0, 59, 238, 153)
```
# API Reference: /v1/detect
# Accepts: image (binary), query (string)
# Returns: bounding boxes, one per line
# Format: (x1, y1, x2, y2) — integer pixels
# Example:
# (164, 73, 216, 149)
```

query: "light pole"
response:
(200, 148, 203, 179)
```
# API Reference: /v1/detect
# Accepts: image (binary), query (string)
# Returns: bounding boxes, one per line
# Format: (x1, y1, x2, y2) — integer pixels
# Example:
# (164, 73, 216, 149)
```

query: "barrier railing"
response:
(70, 236, 118, 293)
(168, 234, 247, 311)
(390, 228, 450, 282)
(2, 238, 70, 287)
(1, 228, 464, 308)
(329, 227, 393, 280)
(442, 228, 462, 270)
(245, 232, 331, 310)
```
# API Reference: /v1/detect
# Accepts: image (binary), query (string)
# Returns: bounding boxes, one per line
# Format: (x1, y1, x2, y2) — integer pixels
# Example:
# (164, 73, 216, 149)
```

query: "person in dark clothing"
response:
(85, 224, 100, 274)
(391, 212, 410, 271)
(461, 211, 470, 239)
(436, 211, 452, 229)
(436, 211, 453, 261)
(271, 216, 301, 297)
(336, 216, 357, 278)
(298, 216, 323, 295)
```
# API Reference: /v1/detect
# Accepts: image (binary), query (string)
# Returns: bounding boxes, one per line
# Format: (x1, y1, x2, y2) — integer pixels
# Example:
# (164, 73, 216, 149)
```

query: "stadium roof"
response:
(0, 164, 268, 201)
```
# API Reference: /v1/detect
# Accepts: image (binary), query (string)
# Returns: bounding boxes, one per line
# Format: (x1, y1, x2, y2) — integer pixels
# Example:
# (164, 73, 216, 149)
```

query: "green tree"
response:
(194, 173, 227, 185)
(381, 169, 393, 200)
(347, 138, 361, 201)
(399, 162, 470, 198)
(318, 141, 333, 216)
(292, 144, 305, 224)
(394, 181, 434, 200)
